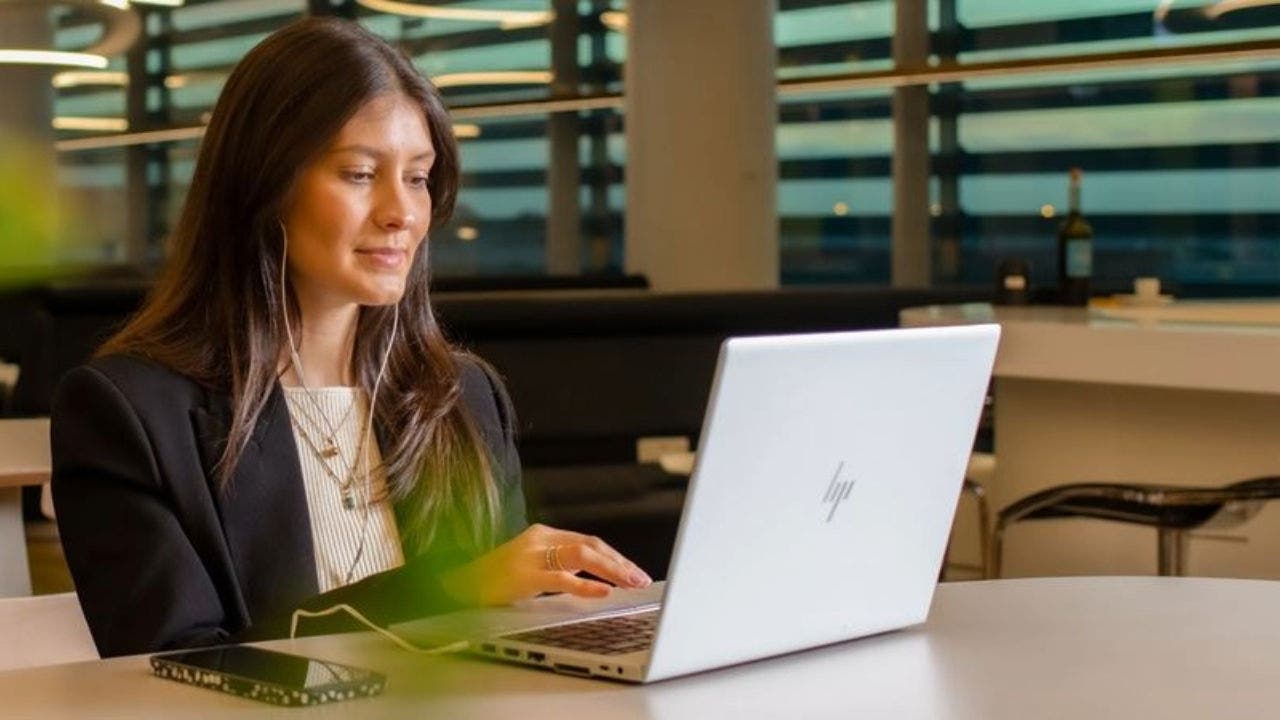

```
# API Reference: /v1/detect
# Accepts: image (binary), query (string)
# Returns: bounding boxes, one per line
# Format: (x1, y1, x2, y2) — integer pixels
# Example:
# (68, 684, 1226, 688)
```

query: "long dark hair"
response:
(100, 17, 499, 554)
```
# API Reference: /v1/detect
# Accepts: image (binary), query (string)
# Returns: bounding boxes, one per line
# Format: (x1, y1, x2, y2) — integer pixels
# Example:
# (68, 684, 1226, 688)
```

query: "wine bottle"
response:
(1057, 168, 1094, 306)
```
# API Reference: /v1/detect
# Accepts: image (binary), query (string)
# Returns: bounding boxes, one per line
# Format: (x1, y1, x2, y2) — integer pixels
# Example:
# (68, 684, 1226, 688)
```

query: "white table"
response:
(0, 417, 51, 597)
(902, 301, 1280, 578)
(0, 577, 1276, 718)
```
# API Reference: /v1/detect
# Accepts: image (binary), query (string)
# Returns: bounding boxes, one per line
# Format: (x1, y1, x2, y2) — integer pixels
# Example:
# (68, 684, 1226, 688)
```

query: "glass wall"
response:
(45, 0, 1280, 291)
(938, 1, 1280, 293)
(777, 1, 897, 283)
(51, 0, 624, 277)
(774, 0, 1280, 290)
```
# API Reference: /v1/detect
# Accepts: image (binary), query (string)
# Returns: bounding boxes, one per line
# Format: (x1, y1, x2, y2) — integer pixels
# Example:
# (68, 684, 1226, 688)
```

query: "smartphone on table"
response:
(151, 645, 385, 707)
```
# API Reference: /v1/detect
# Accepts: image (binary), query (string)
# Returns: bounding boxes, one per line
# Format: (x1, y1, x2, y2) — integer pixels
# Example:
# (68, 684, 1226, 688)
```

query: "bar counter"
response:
(902, 301, 1280, 578)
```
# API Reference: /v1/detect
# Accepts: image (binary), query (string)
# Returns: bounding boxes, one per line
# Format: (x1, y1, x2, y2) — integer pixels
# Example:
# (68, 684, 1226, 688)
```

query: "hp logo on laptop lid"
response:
(822, 461, 856, 522)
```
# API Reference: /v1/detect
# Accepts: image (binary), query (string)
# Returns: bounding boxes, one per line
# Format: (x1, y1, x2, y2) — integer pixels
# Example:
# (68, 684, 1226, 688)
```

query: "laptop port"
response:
(553, 663, 592, 677)
(527, 652, 546, 663)
(503, 648, 520, 658)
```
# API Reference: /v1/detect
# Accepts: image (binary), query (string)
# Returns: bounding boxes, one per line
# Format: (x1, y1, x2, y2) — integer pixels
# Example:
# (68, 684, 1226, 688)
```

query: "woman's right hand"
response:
(439, 523, 653, 607)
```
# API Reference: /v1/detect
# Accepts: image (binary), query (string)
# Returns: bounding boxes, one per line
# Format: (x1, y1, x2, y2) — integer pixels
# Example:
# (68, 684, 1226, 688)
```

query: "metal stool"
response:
(991, 475, 1280, 577)
(942, 453, 995, 580)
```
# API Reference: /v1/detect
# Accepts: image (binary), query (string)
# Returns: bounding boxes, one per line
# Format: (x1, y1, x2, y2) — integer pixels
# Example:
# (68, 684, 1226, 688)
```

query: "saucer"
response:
(1111, 293, 1174, 307)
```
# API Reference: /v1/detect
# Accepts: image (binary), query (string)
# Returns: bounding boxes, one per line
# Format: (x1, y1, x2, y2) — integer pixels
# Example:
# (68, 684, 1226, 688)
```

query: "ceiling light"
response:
(164, 71, 225, 90)
(354, 0, 552, 29)
(433, 70, 553, 88)
(0, 0, 141, 69)
(53, 116, 129, 132)
(600, 10, 627, 31)
(1204, 0, 1280, 19)
(52, 70, 128, 88)
(54, 124, 205, 152)
(452, 123, 482, 139)
(0, 50, 108, 69)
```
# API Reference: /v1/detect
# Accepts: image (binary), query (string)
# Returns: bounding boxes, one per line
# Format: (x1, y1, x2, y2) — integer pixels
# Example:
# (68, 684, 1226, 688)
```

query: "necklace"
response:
(278, 220, 398, 584)
(289, 388, 357, 460)
(283, 345, 367, 509)
(288, 393, 375, 585)
(286, 389, 370, 510)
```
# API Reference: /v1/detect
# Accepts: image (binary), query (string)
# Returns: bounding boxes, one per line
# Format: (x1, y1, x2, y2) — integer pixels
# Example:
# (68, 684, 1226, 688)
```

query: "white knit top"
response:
(282, 386, 405, 593)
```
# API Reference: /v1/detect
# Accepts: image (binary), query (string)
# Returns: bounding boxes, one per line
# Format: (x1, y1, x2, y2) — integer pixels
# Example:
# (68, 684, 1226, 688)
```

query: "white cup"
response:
(1133, 277, 1161, 299)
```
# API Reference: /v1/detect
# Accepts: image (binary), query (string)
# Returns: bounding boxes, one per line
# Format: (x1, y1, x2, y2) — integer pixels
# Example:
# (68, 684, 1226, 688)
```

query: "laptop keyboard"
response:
(504, 611, 658, 655)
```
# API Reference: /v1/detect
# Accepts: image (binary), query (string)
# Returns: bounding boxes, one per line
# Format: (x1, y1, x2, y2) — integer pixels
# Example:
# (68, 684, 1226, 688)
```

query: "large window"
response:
(44, 0, 1280, 291)
(775, 0, 1280, 291)
(52, 0, 624, 277)
(939, 2, 1280, 293)
(776, 2, 897, 283)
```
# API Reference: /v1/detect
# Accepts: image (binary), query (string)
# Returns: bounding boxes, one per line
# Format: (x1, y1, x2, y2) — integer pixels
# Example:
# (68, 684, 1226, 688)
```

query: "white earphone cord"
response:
(279, 223, 398, 584)
(277, 229, 459, 655)
(289, 604, 470, 655)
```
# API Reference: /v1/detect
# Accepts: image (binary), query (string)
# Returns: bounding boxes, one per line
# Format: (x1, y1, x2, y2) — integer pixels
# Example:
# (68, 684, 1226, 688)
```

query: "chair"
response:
(991, 476, 1280, 577)
(0, 592, 97, 671)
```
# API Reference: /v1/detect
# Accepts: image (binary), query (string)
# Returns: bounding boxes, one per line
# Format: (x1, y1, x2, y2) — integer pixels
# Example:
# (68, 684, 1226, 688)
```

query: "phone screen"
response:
(158, 646, 378, 690)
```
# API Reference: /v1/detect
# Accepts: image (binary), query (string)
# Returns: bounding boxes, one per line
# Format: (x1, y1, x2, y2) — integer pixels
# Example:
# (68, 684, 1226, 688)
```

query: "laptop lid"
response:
(645, 325, 999, 682)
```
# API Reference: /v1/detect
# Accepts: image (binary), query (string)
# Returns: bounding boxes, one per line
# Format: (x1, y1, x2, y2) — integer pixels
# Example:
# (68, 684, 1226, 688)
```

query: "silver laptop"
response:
(473, 325, 999, 683)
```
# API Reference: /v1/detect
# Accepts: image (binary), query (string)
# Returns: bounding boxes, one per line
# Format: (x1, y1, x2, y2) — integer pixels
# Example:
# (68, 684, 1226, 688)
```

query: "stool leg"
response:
(943, 479, 994, 581)
(990, 523, 1006, 579)
(969, 482, 992, 580)
(1157, 529, 1188, 576)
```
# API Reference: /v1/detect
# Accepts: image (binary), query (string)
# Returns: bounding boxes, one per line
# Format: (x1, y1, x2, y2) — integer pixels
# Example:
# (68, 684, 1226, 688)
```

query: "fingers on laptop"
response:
(440, 524, 651, 606)
(567, 532, 653, 588)
(546, 541, 652, 591)
(525, 525, 653, 591)
(580, 535, 652, 587)
(543, 570, 613, 598)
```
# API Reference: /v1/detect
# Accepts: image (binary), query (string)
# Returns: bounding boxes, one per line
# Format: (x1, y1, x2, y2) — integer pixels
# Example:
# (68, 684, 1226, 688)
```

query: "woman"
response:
(51, 17, 650, 659)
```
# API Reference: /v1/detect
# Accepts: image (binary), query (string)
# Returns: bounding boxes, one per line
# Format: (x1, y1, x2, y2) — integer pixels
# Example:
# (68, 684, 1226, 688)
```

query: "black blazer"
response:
(51, 353, 526, 658)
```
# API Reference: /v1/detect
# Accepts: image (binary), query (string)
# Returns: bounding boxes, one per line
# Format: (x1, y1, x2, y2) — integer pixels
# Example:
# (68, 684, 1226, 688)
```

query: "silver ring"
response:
(545, 545, 564, 572)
